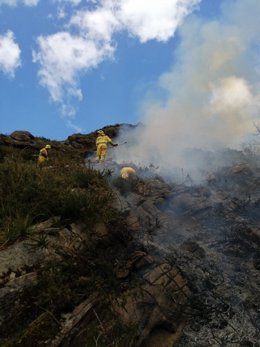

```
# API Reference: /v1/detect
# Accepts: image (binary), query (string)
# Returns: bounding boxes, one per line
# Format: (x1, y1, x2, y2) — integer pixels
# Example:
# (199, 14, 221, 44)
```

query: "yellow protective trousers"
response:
(96, 143, 108, 161)
(38, 155, 47, 164)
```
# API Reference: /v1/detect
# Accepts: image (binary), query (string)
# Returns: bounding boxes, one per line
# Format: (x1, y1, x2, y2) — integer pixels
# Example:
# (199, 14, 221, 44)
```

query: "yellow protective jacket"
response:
(96, 134, 113, 147)
(38, 147, 48, 164)
(96, 134, 115, 161)
(39, 147, 48, 158)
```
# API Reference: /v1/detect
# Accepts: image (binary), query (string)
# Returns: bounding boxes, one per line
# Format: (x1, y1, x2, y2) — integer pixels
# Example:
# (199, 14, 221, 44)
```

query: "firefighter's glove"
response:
(113, 143, 118, 147)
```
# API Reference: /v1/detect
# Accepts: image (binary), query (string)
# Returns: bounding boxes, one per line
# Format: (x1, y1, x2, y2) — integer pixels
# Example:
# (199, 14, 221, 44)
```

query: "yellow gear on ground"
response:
(120, 167, 136, 179)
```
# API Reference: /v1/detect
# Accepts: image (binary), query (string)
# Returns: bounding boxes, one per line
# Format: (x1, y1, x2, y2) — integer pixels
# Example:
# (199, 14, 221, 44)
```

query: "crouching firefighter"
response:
(38, 144, 51, 165)
(120, 167, 136, 179)
(95, 130, 118, 162)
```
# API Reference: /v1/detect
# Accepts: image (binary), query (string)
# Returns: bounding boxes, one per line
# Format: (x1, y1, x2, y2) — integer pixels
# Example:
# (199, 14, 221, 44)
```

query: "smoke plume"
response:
(113, 0, 260, 178)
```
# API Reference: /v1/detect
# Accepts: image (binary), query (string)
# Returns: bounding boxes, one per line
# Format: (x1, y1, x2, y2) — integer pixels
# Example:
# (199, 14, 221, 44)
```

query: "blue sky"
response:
(1, 0, 259, 150)
(0, 0, 225, 140)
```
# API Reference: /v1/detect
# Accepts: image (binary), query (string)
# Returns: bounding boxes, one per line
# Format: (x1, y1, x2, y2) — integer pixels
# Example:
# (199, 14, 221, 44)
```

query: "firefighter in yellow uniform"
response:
(120, 167, 136, 179)
(95, 130, 118, 162)
(38, 144, 51, 165)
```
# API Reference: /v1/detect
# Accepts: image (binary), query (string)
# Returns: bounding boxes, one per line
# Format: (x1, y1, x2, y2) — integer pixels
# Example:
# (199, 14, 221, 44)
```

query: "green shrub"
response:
(74, 168, 109, 188)
(2, 214, 34, 243)
(0, 149, 135, 347)
(0, 156, 114, 245)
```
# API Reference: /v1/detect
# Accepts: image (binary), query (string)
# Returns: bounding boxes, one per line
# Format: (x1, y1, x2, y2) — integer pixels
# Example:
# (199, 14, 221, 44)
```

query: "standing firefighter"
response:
(96, 130, 118, 162)
(38, 144, 51, 165)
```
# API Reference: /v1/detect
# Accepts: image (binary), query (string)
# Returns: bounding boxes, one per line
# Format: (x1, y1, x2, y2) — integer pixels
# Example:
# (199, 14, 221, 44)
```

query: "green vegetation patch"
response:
(0, 149, 135, 347)
(0, 155, 113, 245)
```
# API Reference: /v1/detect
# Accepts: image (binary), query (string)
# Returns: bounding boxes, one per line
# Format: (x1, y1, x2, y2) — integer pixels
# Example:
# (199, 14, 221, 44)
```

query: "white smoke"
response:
(113, 0, 260, 178)
(209, 77, 253, 113)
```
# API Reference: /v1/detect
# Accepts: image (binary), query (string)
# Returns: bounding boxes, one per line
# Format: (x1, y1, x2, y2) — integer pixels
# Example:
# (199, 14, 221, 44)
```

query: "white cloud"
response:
(116, 0, 201, 42)
(0, 31, 21, 77)
(70, 6, 120, 41)
(66, 119, 84, 133)
(70, 0, 201, 42)
(0, 0, 39, 6)
(33, 0, 200, 115)
(54, 0, 82, 5)
(54, 0, 82, 20)
(32, 31, 114, 103)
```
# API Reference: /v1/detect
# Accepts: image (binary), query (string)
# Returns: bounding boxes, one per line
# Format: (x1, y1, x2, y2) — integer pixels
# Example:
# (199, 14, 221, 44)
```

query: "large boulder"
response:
(10, 131, 34, 142)
(112, 261, 191, 346)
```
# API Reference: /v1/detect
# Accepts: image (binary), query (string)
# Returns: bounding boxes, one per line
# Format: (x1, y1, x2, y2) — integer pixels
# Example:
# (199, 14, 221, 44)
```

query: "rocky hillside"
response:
(0, 124, 137, 161)
(0, 127, 259, 347)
